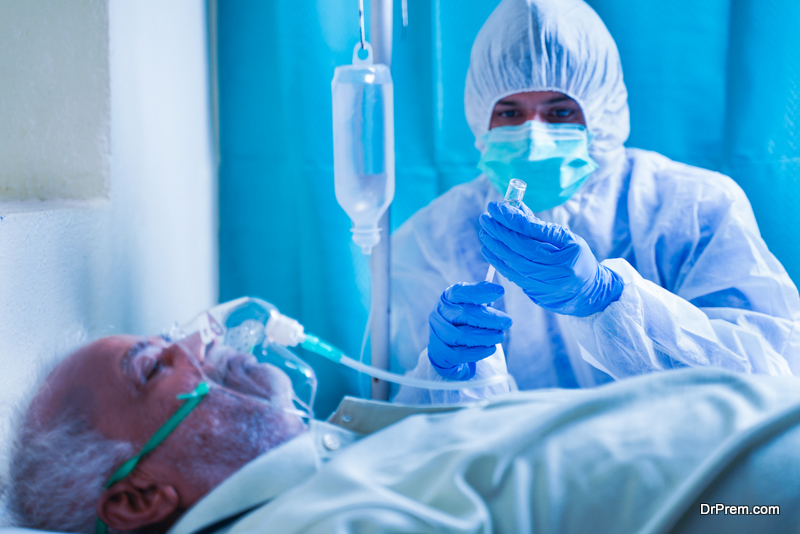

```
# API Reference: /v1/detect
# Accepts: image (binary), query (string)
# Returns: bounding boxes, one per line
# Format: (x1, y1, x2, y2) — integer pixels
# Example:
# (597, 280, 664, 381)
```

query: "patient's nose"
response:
(171, 332, 207, 367)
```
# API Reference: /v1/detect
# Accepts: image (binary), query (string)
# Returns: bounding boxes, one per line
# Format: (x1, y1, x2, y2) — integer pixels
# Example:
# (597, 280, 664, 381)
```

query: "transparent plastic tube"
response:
(301, 334, 517, 391)
(485, 179, 527, 281)
(265, 305, 517, 392)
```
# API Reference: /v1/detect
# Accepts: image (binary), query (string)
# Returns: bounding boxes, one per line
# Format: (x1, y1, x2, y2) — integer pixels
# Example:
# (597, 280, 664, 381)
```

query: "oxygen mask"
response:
(168, 297, 318, 421)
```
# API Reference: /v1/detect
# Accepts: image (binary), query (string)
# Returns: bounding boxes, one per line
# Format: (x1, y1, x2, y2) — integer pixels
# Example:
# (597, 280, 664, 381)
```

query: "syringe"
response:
(485, 179, 527, 282)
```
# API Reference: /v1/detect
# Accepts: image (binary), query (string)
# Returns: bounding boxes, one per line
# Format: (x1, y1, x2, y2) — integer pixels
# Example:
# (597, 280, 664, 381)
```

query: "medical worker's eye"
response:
(498, 109, 520, 118)
(552, 108, 574, 118)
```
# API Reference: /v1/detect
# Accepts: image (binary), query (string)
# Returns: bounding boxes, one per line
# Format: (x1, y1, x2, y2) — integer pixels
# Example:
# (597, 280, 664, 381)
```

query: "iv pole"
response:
(368, 0, 393, 401)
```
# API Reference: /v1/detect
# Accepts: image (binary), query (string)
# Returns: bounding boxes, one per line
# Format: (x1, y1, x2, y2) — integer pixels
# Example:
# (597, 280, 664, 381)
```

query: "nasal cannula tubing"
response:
(266, 311, 517, 391)
(485, 179, 527, 282)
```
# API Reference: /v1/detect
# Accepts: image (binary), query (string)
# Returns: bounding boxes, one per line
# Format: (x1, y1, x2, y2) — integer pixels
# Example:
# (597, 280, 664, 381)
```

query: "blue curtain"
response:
(590, 0, 800, 284)
(218, 0, 800, 417)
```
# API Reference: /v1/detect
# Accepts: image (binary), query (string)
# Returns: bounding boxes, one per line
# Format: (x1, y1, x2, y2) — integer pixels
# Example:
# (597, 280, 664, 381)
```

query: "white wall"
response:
(0, 0, 216, 467)
(0, 0, 110, 202)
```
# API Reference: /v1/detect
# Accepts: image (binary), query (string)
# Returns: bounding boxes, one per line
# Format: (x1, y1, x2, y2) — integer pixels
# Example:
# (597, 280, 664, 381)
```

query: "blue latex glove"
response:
(428, 282, 513, 380)
(479, 201, 623, 316)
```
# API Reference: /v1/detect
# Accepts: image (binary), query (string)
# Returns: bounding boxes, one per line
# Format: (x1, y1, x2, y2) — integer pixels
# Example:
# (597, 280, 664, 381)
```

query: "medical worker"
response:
(391, 0, 800, 399)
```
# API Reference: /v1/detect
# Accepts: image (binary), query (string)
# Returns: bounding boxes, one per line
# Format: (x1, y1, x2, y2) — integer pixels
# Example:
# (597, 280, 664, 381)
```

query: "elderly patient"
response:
(8, 334, 800, 534)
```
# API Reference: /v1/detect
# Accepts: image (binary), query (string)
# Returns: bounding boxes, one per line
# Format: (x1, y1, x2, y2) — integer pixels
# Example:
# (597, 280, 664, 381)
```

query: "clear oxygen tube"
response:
(485, 178, 527, 282)
(266, 310, 517, 391)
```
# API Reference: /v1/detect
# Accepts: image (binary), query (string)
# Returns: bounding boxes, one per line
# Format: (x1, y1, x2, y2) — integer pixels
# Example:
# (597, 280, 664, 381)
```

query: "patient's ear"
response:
(97, 471, 180, 532)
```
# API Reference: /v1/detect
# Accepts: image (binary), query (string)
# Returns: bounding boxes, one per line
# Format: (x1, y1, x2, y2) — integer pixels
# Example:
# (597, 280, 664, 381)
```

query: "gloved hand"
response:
(479, 201, 623, 316)
(428, 282, 513, 380)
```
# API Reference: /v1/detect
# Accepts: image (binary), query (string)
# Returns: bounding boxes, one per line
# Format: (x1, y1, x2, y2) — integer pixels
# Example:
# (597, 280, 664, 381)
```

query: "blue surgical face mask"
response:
(477, 121, 598, 212)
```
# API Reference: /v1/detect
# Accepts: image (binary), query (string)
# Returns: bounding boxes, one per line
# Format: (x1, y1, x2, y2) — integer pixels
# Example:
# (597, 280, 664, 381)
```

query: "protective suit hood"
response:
(465, 0, 630, 165)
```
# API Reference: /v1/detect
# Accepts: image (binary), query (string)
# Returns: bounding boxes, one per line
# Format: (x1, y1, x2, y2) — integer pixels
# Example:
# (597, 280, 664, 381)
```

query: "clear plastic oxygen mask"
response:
(331, 42, 395, 255)
(169, 297, 318, 420)
(485, 179, 527, 282)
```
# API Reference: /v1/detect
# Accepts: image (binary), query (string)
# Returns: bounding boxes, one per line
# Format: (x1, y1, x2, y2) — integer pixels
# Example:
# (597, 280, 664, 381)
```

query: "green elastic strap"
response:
(95, 381, 210, 534)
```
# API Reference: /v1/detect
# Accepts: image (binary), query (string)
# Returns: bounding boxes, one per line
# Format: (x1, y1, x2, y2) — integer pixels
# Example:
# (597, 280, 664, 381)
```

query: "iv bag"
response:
(332, 42, 395, 255)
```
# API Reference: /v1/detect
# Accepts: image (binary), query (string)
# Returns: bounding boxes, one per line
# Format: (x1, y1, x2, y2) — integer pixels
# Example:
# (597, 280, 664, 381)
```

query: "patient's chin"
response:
(234, 380, 307, 446)
(171, 387, 305, 490)
(194, 350, 306, 460)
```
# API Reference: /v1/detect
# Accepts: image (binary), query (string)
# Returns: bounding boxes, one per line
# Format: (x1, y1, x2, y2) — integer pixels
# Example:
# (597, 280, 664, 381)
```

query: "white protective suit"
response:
(391, 0, 800, 401)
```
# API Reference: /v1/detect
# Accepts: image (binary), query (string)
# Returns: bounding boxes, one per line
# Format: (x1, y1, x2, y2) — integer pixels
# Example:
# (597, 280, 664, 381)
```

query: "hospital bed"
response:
(3, 368, 800, 534)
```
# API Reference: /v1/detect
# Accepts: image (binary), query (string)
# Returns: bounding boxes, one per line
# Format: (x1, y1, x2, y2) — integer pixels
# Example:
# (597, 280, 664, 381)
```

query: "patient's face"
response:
(31, 334, 306, 511)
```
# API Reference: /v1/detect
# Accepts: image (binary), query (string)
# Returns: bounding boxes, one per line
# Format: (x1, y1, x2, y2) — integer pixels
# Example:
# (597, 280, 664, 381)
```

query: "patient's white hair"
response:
(7, 415, 135, 533)
(2, 329, 135, 533)
(2, 330, 299, 532)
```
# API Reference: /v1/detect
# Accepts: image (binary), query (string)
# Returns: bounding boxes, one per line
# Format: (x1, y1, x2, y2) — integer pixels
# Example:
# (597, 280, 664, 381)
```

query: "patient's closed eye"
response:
(144, 358, 162, 381)
(134, 345, 167, 384)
